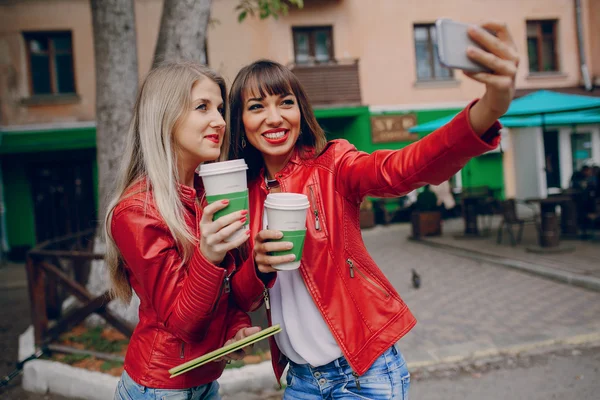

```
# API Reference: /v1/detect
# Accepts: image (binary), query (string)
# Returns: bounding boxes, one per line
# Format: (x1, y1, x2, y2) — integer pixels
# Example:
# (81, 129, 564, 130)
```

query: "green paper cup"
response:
(198, 159, 249, 243)
(264, 193, 310, 270)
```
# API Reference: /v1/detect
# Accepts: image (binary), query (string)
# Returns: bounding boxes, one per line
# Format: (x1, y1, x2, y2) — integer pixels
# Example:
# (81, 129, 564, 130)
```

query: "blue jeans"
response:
(283, 346, 410, 399)
(114, 371, 220, 400)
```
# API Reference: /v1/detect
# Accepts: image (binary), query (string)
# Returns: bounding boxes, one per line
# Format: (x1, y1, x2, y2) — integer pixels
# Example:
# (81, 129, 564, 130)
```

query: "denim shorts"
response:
(114, 370, 220, 400)
(284, 346, 410, 399)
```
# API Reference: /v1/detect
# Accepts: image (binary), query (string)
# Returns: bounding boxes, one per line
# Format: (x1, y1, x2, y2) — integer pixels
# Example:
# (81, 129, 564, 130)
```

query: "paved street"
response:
(363, 223, 600, 365)
(410, 345, 600, 400)
(424, 215, 600, 280)
(2, 220, 600, 399)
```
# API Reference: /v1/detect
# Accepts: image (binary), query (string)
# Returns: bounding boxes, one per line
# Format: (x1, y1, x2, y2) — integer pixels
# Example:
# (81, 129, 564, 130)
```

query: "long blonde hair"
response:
(104, 61, 229, 303)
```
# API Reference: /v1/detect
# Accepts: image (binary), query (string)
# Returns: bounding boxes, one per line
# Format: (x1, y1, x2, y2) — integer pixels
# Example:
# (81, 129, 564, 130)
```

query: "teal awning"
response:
(504, 90, 600, 117)
(410, 90, 600, 133)
(501, 110, 600, 127)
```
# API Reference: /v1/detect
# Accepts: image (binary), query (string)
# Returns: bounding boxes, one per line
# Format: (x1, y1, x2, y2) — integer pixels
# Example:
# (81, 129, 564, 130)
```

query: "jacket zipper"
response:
(263, 287, 270, 310)
(210, 270, 233, 313)
(308, 186, 321, 231)
(352, 371, 361, 390)
(180, 342, 185, 359)
(346, 258, 390, 298)
(224, 274, 231, 294)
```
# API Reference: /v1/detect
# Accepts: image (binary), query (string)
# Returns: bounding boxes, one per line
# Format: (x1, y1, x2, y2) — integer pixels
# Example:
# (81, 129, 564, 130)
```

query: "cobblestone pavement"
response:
(426, 215, 600, 279)
(3, 220, 600, 399)
(409, 345, 600, 400)
(361, 222, 600, 364)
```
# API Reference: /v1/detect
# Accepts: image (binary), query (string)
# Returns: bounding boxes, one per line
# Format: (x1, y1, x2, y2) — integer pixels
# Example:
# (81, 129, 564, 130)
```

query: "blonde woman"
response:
(106, 61, 258, 400)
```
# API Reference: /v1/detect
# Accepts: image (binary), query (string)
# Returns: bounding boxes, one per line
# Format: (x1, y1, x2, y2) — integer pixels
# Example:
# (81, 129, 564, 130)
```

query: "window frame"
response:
(292, 26, 334, 64)
(526, 19, 559, 73)
(413, 23, 453, 82)
(23, 30, 76, 96)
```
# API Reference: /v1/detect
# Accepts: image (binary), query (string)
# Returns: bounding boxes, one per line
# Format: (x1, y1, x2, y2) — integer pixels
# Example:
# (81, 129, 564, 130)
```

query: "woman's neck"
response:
(177, 159, 197, 188)
(263, 152, 294, 180)
(179, 169, 195, 188)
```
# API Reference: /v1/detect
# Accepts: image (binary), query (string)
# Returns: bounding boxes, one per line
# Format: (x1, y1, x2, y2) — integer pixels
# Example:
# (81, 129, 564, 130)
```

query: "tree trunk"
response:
(91, 0, 139, 219)
(153, 0, 212, 67)
(86, 0, 140, 326)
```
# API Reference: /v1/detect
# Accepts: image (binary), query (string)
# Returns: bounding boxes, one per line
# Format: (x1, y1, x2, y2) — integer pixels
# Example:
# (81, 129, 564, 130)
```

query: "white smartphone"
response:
(435, 18, 489, 73)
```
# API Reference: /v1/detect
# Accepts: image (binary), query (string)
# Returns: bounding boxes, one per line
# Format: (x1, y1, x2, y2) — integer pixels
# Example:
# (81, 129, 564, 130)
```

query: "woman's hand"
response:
(253, 229, 296, 274)
(465, 22, 520, 134)
(199, 200, 250, 265)
(221, 326, 262, 361)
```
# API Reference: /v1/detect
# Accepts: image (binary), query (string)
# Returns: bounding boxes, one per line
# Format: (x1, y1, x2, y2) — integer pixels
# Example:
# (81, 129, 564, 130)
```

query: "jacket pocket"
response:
(346, 258, 390, 300)
(306, 183, 328, 239)
(153, 333, 188, 361)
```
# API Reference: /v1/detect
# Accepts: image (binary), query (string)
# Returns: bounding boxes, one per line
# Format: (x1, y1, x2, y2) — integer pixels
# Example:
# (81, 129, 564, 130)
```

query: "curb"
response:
(0, 281, 28, 290)
(406, 331, 600, 370)
(19, 324, 600, 399)
(412, 237, 600, 292)
(18, 326, 283, 399)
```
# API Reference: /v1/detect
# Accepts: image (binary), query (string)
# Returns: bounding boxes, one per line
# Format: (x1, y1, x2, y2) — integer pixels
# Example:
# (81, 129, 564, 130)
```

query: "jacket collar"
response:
(258, 146, 314, 189)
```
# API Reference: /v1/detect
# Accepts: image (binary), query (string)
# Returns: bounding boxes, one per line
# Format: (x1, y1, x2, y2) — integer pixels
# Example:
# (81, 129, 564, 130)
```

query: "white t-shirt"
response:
(264, 211, 342, 366)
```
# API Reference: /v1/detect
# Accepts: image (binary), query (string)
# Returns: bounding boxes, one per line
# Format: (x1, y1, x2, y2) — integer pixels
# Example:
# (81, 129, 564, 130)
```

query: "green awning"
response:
(410, 90, 600, 133)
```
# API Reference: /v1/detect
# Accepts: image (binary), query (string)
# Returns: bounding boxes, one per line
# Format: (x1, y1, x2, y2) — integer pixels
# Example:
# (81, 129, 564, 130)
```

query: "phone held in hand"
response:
(435, 18, 489, 73)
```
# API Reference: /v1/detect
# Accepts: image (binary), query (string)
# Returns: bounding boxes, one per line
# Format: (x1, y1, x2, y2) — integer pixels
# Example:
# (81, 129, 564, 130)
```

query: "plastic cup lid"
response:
(264, 193, 310, 210)
(197, 159, 248, 176)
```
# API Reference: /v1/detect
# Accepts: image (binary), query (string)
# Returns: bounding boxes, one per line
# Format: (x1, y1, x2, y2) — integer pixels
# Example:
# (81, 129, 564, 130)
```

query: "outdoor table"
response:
(455, 195, 489, 239)
(525, 196, 575, 253)
(552, 194, 579, 238)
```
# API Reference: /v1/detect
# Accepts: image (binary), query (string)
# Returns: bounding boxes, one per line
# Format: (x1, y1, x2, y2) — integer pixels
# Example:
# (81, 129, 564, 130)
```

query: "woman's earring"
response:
(241, 134, 247, 149)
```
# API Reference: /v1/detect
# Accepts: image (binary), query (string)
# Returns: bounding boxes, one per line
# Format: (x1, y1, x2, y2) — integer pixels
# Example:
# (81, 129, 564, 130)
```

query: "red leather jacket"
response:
(231, 105, 500, 381)
(111, 179, 251, 389)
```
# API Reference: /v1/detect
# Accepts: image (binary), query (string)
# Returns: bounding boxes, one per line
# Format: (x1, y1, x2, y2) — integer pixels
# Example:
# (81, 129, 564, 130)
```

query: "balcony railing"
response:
(290, 59, 362, 106)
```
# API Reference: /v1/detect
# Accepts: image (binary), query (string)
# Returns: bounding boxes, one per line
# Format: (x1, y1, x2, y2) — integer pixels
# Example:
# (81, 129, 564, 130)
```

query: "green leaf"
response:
(238, 10, 248, 22)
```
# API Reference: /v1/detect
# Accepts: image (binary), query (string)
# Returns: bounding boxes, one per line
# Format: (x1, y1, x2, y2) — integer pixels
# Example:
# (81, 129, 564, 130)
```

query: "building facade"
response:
(1, 0, 599, 258)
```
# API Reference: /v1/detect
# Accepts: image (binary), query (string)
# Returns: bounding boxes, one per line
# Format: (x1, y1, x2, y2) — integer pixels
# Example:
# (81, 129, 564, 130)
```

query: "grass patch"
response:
(61, 353, 91, 365)
(61, 326, 128, 354)
(101, 360, 124, 372)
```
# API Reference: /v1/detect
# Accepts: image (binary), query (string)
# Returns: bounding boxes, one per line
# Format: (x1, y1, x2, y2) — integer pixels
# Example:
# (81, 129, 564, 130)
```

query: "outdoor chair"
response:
(496, 199, 539, 246)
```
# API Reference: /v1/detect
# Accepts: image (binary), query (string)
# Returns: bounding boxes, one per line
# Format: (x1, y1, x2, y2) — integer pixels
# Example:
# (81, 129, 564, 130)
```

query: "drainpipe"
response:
(575, 0, 593, 91)
(0, 164, 8, 264)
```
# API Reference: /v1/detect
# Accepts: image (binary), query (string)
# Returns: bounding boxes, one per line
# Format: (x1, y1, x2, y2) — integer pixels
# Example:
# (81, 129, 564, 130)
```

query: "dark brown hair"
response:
(228, 60, 327, 180)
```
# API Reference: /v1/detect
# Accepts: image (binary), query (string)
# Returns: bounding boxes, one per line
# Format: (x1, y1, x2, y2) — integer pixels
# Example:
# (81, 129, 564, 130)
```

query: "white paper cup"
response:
(198, 159, 249, 242)
(264, 193, 310, 270)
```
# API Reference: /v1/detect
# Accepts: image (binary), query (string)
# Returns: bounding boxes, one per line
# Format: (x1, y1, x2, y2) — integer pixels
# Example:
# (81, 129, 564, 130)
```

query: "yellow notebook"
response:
(168, 324, 282, 378)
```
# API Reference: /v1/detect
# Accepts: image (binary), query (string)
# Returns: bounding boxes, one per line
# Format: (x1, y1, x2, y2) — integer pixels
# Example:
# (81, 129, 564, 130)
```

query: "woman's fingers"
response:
(466, 46, 517, 77)
(200, 200, 230, 224)
(467, 23, 519, 64)
(201, 209, 247, 237)
(463, 71, 514, 91)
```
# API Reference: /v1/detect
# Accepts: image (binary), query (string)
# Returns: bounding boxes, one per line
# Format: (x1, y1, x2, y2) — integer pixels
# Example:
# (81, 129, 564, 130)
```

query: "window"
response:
(23, 31, 75, 95)
(292, 26, 333, 64)
(526, 20, 559, 72)
(571, 133, 592, 172)
(413, 24, 453, 81)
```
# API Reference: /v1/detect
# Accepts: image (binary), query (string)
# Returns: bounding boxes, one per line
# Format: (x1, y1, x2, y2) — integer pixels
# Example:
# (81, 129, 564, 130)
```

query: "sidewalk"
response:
(0, 262, 29, 290)
(415, 216, 600, 291)
(362, 222, 600, 368)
